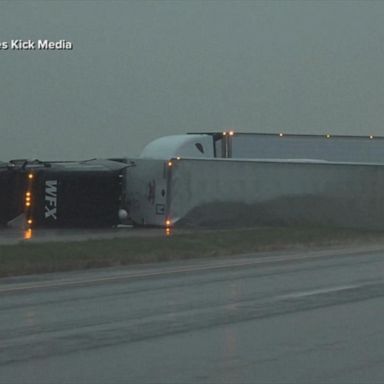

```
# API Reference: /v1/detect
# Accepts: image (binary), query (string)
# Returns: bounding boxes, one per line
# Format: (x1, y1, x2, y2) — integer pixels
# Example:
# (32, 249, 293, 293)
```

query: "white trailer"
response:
(141, 132, 384, 163)
(126, 157, 384, 229)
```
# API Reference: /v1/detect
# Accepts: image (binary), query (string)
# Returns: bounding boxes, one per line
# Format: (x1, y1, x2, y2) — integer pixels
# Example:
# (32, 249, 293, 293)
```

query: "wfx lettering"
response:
(45, 180, 57, 220)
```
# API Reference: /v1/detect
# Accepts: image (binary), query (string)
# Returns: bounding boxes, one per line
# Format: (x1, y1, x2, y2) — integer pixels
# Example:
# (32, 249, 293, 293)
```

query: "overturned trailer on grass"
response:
(127, 157, 384, 229)
(129, 132, 384, 229)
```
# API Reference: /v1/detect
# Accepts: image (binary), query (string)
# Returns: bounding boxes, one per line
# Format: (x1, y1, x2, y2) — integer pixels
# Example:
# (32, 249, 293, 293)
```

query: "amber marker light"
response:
(25, 192, 31, 205)
(165, 218, 172, 237)
(24, 228, 32, 240)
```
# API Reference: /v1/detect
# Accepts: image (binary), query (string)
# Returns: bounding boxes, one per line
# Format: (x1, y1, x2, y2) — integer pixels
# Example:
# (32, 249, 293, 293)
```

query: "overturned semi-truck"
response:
(0, 159, 129, 229)
(3, 132, 384, 230)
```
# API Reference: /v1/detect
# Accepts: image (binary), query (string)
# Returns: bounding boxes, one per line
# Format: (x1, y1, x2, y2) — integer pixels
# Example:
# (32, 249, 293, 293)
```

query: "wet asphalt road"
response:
(1, 246, 384, 383)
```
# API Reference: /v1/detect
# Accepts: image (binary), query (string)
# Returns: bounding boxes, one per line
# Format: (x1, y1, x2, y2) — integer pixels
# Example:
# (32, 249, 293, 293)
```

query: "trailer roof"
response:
(169, 156, 384, 168)
(188, 132, 384, 140)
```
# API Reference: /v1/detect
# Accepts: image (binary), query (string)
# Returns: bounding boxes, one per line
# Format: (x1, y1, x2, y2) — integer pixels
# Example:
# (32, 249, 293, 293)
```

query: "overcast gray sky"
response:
(1, 0, 384, 160)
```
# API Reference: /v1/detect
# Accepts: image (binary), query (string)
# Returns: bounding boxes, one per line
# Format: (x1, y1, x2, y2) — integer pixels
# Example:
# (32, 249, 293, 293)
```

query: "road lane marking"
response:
(278, 284, 361, 299)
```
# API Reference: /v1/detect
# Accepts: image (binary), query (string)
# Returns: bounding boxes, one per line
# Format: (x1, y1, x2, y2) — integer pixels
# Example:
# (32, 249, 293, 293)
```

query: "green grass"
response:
(1, 226, 384, 277)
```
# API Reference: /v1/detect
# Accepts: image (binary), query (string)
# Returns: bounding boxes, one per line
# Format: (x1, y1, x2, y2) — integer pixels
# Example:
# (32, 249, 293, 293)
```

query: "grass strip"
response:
(1, 226, 384, 277)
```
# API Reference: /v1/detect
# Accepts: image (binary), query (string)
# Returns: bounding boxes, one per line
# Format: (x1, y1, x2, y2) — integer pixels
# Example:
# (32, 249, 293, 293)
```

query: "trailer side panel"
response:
(166, 158, 384, 229)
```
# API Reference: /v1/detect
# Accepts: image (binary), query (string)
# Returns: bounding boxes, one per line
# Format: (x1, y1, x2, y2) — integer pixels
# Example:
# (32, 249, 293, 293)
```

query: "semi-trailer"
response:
(130, 132, 384, 229)
(141, 132, 384, 162)
(126, 157, 384, 229)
